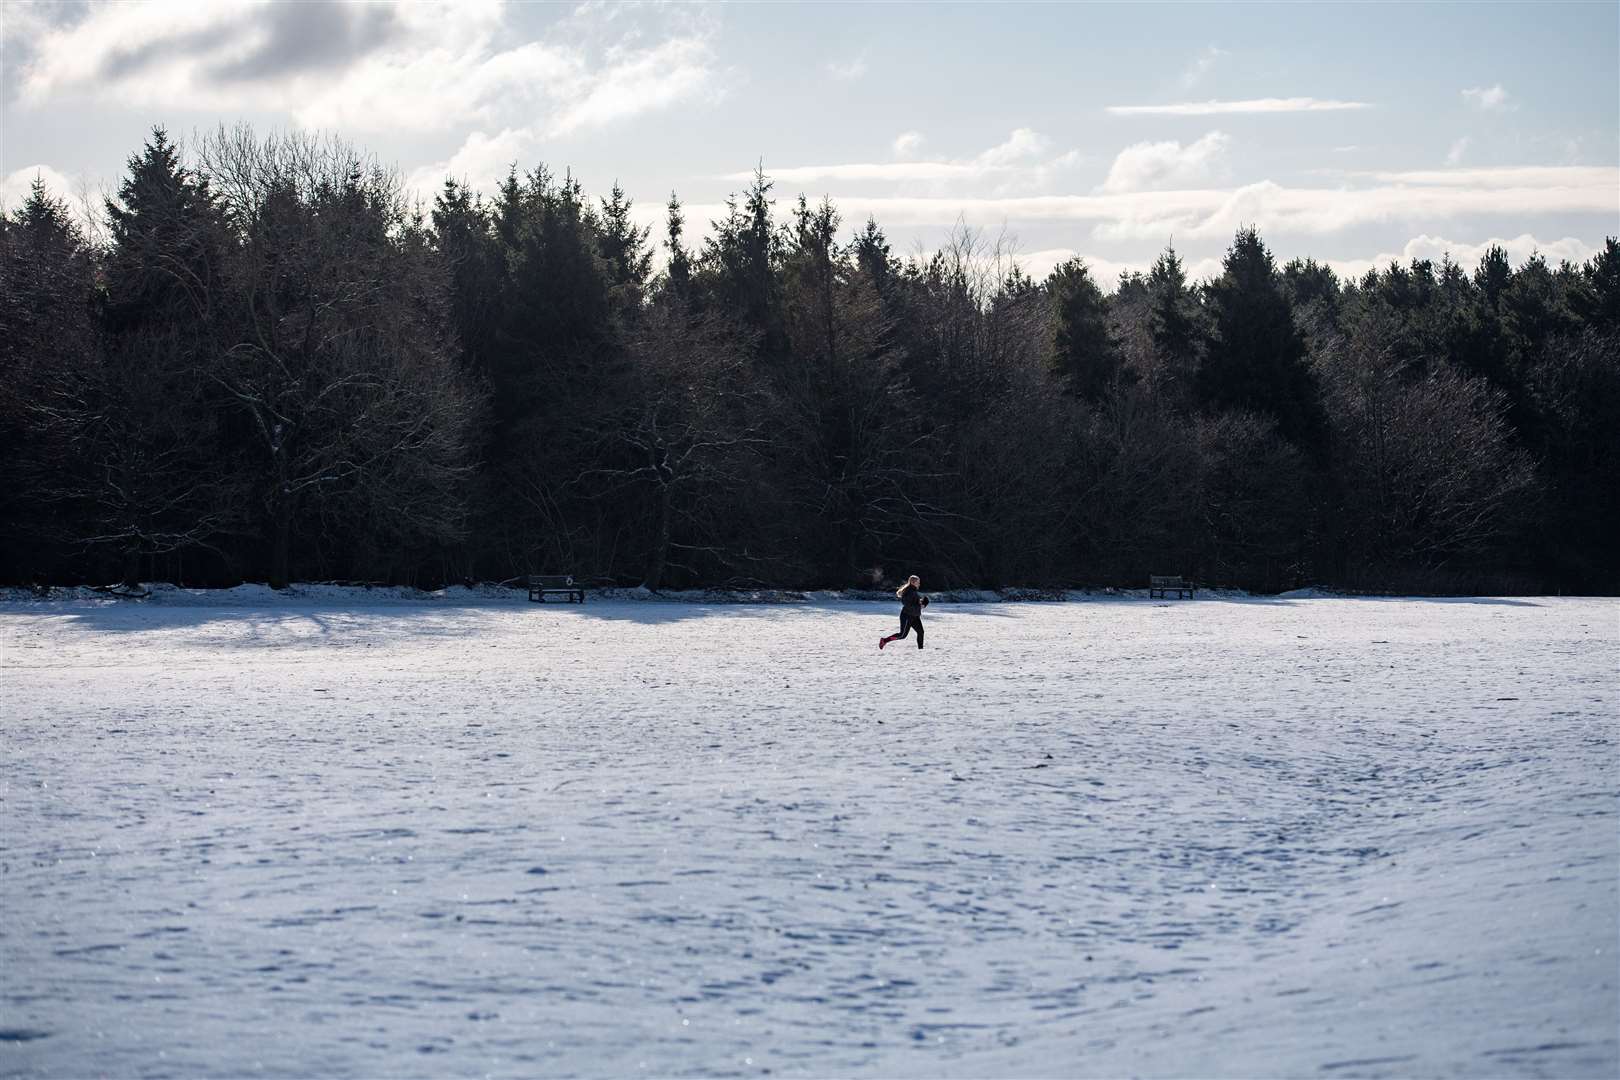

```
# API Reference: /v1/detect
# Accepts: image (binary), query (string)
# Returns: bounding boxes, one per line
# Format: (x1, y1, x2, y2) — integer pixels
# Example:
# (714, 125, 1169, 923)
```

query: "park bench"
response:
(527, 574, 586, 603)
(1149, 574, 1195, 599)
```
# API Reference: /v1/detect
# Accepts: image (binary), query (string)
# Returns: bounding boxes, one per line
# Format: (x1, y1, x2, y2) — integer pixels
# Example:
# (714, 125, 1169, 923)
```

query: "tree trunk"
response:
(121, 548, 141, 589)
(269, 498, 291, 589)
(642, 483, 672, 591)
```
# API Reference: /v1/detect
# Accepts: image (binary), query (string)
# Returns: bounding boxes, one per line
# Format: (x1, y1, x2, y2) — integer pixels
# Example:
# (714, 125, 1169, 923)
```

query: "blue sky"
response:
(3, 0, 1616, 283)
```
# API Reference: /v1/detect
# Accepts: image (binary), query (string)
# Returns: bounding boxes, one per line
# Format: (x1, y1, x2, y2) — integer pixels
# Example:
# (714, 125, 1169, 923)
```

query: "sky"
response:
(2, 0, 1617, 285)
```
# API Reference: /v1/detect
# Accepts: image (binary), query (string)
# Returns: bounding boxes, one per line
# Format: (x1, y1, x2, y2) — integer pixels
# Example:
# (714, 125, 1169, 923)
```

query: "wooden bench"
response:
(527, 574, 585, 603)
(1149, 574, 1195, 599)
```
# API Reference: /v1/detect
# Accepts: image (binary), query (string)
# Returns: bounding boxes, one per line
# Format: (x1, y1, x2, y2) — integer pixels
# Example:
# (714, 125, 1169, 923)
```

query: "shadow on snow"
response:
(12, 592, 1552, 643)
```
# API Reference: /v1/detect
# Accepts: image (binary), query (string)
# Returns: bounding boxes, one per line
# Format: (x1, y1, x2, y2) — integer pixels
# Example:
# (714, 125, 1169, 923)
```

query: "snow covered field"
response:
(2, 592, 1616, 1078)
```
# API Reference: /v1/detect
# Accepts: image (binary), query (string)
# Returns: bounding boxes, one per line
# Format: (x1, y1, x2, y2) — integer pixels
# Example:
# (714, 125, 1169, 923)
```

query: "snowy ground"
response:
(2, 592, 1616, 1078)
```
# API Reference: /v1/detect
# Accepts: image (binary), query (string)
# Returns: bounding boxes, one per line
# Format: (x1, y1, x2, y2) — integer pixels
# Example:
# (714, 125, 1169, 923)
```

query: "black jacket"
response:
(898, 584, 923, 614)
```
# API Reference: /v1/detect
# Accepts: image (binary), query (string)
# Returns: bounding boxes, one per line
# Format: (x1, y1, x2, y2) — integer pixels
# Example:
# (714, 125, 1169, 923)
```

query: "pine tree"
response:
(1280, 256, 1340, 311)
(0, 178, 100, 582)
(1573, 237, 1620, 333)
(1474, 244, 1513, 311)
(778, 195, 924, 582)
(663, 193, 692, 296)
(596, 181, 653, 306)
(88, 128, 244, 582)
(104, 128, 224, 330)
(1199, 228, 1323, 456)
(432, 177, 501, 381)
(702, 167, 783, 359)
(852, 216, 895, 297)
(1147, 245, 1204, 384)
(1047, 257, 1120, 400)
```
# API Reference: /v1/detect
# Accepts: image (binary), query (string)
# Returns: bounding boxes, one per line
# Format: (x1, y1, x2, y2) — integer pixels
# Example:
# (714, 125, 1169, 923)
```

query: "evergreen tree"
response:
(702, 167, 784, 360)
(1281, 256, 1340, 311)
(663, 193, 692, 296)
(1474, 244, 1513, 311)
(432, 178, 501, 381)
(1199, 227, 1324, 456)
(1047, 257, 1120, 400)
(104, 127, 225, 330)
(852, 216, 896, 298)
(88, 129, 242, 582)
(479, 165, 622, 576)
(596, 181, 653, 311)
(1573, 237, 1620, 333)
(778, 196, 924, 582)
(1502, 253, 1579, 362)
(0, 178, 101, 582)
(1146, 245, 1204, 392)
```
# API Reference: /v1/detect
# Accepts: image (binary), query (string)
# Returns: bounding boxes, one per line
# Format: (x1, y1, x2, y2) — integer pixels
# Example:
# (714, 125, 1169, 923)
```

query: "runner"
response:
(879, 574, 928, 650)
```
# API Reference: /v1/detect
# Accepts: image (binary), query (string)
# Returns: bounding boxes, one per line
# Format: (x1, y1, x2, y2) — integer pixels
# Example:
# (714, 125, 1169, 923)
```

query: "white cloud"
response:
(405, 127, 536, 200)
(1, 164, 76, 211)
(965, 247, 1224, 288)
(694, 164, 1617, 243)
(1446, 137, 1471, 166)
(547, 35, 718, 136)
(0, 1, 52, 47)
(725, 161, 992, 184)
(1179, 45, 1227, 89)
(1100, 131, 1231, 193)
(1085, 171, 1619, 242)
(1462, 84, 1509, 111)
(826, 54, 867, 81)
(13, 1, 719, 137)
(973, 128, 1050, 167)
(663, 164, 1619, 252)
(1356, 165, 1616, 187)
(1015, 248, 1081, 282)
(722, 128, 1077, 188)
(1107, 97, 1372, 116)
(892, 131, 926, 160)
(1327, 233, 1600, 280)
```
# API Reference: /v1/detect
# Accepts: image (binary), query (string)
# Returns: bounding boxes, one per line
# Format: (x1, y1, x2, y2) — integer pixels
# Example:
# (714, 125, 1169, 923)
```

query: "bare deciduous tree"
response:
(1312, 305, 1536, 577)
(578, 300, 763, 589)
(29, 329, 244, 584)
(196, 126, 480, 587)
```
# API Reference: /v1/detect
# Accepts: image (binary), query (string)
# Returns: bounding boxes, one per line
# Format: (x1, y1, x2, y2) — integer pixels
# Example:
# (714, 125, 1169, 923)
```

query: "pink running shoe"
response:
(878, 636, 889, 650)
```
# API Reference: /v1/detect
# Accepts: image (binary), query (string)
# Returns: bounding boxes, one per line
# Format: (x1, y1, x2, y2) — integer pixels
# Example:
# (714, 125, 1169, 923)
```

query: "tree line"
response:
(3, 126, 1616, 594)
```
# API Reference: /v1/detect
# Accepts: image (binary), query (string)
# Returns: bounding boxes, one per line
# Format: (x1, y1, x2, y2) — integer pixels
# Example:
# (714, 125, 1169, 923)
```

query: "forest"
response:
(2, 126, 1616, 595)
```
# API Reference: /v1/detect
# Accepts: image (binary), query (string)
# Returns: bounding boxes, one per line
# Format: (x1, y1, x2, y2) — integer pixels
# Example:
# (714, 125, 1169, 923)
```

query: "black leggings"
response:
(896, 610, 924, 648)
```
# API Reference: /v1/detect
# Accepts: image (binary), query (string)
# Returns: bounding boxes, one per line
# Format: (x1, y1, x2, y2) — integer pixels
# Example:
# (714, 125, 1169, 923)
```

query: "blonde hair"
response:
(896, 574, 919, 597)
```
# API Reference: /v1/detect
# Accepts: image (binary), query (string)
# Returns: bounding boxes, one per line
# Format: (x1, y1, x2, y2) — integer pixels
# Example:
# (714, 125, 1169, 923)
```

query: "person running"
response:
(879, 574, 928, 650)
